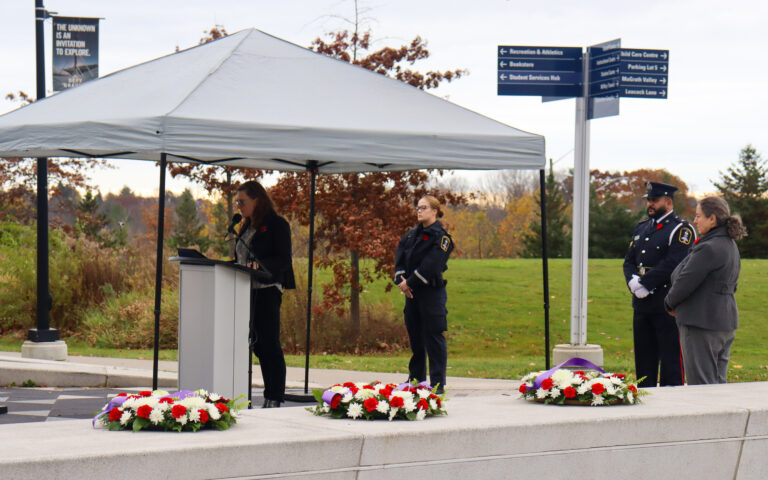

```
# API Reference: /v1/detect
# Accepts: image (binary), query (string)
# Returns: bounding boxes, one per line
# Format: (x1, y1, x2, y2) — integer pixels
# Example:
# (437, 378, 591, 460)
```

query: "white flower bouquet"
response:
(94, 389, 246, 432)
(308, 381, 447, 421)
(519, 367, 647, 406)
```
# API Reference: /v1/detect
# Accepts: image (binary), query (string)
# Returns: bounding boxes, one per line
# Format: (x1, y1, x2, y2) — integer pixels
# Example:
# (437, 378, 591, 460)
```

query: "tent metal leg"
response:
(304, 162, 318, 393)
(152, 153, 167, 391)
(539, 168, 551, 370)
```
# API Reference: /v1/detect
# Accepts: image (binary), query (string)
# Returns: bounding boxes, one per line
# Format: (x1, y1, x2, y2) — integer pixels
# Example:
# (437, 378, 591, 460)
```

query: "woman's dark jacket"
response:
(241, 210, 296, 289)
(664, 225, 740, 331)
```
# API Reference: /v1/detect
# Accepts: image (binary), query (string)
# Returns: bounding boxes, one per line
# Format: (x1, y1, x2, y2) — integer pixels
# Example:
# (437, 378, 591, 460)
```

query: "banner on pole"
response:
(52, 16, 100, 91)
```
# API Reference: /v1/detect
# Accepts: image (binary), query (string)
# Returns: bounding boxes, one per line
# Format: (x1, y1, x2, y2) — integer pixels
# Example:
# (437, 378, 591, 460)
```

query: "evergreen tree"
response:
(75, 190, 107, 241)
(522, 160, 571, 258)
(714, 145, 768, 258)
(588, 186, 643, 258)
(168, 189, 210, 251)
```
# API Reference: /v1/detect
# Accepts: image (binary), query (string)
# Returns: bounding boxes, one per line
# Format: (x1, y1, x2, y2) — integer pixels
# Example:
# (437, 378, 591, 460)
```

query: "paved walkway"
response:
(0, 351, 518, 424)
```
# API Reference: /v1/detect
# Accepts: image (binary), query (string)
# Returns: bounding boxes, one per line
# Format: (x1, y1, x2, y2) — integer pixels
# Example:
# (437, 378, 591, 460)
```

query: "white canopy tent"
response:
(0, 28, 548, 394)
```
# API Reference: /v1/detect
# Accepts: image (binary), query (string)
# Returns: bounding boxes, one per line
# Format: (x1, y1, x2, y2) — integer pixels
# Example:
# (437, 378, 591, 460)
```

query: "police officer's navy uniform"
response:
(394, 220, 453, 392)
(623, 183, 695, 387)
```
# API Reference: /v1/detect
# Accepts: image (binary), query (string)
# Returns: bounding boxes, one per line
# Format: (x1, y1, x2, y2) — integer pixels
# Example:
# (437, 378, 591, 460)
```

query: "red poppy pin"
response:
(260, 225, 267, 232)
(422, 234, 429, 241)
(694, 238, 700, 244)
(656, 223, 663, 230)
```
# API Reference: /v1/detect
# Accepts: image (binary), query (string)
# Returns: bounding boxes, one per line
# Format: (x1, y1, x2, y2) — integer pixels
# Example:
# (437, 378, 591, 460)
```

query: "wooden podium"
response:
(171, 257, 266, 400)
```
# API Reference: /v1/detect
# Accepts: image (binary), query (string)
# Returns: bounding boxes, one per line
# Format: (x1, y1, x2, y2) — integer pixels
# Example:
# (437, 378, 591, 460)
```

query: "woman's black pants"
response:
(250, 287, 286, 402)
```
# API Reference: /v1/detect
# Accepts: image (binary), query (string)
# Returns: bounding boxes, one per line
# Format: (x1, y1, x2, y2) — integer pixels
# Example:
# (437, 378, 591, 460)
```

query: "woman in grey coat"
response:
(664, 196, 747, 385)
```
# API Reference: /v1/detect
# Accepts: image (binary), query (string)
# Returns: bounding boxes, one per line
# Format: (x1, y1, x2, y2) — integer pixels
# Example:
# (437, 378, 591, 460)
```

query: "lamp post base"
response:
(552, 344, 604, 367)
(21, 340, 68, 361)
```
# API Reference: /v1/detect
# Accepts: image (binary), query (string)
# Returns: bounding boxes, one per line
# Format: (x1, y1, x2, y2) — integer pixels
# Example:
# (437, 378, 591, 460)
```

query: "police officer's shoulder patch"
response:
(678, 226, 693, 245)
(440, 235, 451, 252)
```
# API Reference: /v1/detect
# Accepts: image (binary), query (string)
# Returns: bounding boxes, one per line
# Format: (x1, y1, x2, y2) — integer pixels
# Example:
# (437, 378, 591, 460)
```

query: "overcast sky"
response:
(2, 0, 767, 197)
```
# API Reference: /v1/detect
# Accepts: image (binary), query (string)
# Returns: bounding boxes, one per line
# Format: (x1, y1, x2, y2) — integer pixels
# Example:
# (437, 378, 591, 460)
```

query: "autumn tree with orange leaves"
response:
(270, 29, 467, 335)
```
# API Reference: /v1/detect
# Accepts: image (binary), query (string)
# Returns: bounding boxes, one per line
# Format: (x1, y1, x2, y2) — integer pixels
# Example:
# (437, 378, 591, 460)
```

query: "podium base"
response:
(552, 344, 604, 367)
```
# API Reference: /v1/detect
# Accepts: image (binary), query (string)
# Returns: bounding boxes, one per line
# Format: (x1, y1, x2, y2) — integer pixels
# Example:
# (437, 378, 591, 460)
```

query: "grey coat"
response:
(664, 226, 740, 331)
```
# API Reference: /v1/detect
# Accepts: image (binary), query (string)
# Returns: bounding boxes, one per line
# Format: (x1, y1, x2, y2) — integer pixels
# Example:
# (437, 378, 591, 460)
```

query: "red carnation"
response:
(564, 386, 577, 399)
(628, 385, 638, 394)
(574, 371, 585, 376)
(171, 404, 187, 419)
(349, 386, 359, 395)
(116, 393, 128, 397)
(137, 405, 153, 419)
(380, 387, 393, 398)
(198, 409, 209, 423)
(139, 390, 152, 397)
(389, 396, 404, 408)
(343, 382, 356, 388)
(363, 385, 375, 390)
(330, 394, 342, 409)
(429, 394, 442, 407)
(519, 384, 527, 394)
(612, 374, 626, 379)
(215, 403, 229, 413)
(422, 234, 429, 241)
(108, 407, 122, 422)
(417, 399, 429, 410)
(363, 398, 379, 412)
(541, 378, 554, 390)
(159, 397, 174, 404)
(592, 383, 606, 395)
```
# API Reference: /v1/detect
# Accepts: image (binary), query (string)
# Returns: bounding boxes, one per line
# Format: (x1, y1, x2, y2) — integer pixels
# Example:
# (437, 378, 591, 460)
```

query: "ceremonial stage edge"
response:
(1, 382, 766, 479)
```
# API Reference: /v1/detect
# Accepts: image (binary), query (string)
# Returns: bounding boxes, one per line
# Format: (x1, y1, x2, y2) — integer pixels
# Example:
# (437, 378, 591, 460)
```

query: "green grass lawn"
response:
(3, 258, 767, 383)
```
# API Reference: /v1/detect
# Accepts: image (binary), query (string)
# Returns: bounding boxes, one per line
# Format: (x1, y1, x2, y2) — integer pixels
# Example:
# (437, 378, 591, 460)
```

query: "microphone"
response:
(227, 213, 243, 236)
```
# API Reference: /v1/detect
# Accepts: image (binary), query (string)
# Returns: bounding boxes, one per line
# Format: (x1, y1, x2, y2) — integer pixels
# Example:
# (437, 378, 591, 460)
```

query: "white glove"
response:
(628, 275, 642, 293)
(634, 286, 650, 299)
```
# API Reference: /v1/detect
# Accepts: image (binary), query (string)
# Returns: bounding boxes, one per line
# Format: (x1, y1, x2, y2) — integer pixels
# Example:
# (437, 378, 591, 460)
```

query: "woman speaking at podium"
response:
(235, 181, 296, 408)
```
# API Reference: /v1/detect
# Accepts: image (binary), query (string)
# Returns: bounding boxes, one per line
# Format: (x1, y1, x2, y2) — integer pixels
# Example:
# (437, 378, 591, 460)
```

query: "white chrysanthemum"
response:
(391, 391, 413, 400)
(576, 383, 591, 395)
(417, 389, 431, 399)
(403, 398, 417, 413)
(416, 409, 427, 421)
(375, 400, 390, 414)
(341, 393, 353, 404)
(231, 410, 240, 418)
(157, 402, 170, 413)
(135, 397, 160, 410)
(549, 387, 561, 398)
(208, 393, 221, 402)
(617, 392, 624, 399)
(535, 387, 548, 399)
(354, 389, 376, 401)
(521, 371, 542, 382)
(196, 389, 208, 397)
(609, 376, 623, 385)
(605, 385, 617, 396)
(149, 408, 165, 425)
(175, 414, 188, 425)
(153, 389, 169, 396)
(429, 399, 438, 410)
(180, 396, 206, 410)
(188, 408, 201, 422)
(591, 395, 605, 406)
(122, 397, 137, 410)
(354, 382, 368, 390)
(330, 385, 348, 394)
(550, 369, 575, 388)
(627, 392, 635, 404)
(120, 411, 132, 425)
(388, 408, 398, 421)
(347, 403, 363, 419)
(207, 404, 221, 421)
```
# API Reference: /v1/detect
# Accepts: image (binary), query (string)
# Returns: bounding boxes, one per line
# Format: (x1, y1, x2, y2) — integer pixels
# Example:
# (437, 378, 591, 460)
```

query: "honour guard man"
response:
(623, 181, 695, 387)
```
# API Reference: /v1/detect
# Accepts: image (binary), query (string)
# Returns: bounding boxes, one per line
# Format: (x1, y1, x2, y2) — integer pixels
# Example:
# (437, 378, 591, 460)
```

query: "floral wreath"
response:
(308, 381, 446, 421)
(519, 358, 647, 406)
(94, 389, 246, 432)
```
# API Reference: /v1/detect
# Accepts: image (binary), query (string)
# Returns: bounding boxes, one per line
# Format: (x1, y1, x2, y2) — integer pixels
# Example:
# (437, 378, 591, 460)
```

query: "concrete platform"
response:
(1, 382, 767, 479)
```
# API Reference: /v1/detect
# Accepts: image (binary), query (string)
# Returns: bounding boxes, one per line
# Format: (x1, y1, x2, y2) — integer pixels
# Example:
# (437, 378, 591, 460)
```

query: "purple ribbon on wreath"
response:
(532, 357, 605, 389)
(395, 381, 431, 391)
(92, 390, 198, 427)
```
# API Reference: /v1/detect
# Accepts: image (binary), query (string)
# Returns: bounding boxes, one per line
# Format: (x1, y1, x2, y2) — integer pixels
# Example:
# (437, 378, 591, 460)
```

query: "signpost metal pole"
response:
(570, 50, 590, 347)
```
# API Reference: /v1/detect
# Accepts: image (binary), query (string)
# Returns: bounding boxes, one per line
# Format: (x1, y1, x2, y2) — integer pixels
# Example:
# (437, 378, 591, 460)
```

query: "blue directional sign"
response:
(619, 49, 669, 99)
(497, 46, 583, 97)
(587, 39, 621, 119)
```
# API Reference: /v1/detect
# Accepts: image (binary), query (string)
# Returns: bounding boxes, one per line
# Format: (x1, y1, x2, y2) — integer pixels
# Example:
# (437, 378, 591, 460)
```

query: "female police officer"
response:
(394, 195, 453, 393)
